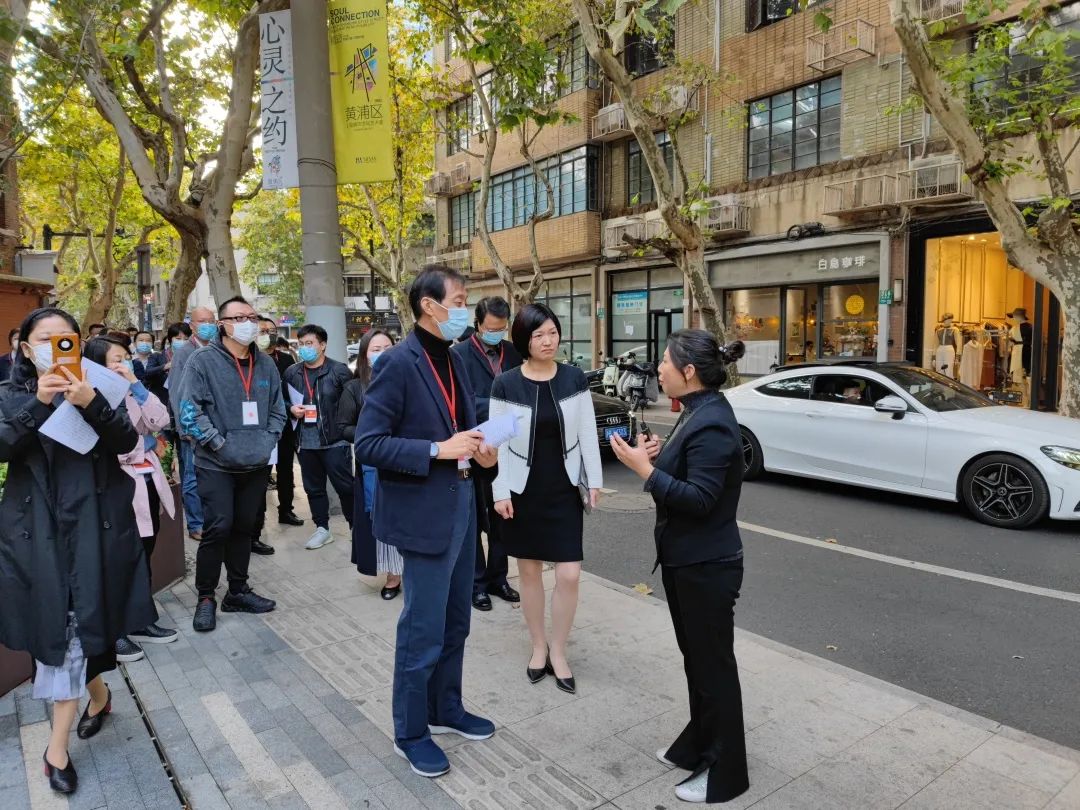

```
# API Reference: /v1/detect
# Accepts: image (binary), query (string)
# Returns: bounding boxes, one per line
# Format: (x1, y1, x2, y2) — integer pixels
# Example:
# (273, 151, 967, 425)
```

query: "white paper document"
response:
(40, 401, 101, 454)
(473, 413, 519, 448)
(288, 383, 304, 431)
(82, 359, 129, 408)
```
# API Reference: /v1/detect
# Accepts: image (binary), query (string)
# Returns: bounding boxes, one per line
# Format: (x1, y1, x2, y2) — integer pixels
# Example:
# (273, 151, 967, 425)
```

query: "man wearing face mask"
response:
(168, 306, 218, 540)
(131, 331, 155, 382)
(451, 297, 522, 611)
(174, 297, 286, 632)
(355, 266, 499, 780)
(283, 324, 354, 550)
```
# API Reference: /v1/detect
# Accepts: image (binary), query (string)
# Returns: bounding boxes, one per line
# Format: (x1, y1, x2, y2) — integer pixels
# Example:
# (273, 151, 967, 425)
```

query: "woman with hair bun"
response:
(610, 329, 749, 805)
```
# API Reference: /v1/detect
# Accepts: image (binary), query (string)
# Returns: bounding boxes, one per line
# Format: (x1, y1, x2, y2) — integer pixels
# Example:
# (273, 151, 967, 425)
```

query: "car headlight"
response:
(1041, 446, 1080, 470)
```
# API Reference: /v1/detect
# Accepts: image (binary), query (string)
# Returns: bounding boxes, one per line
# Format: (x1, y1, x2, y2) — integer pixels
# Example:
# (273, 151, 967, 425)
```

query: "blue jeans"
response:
(392, 481, 476, 746)
(178, 440, 204, 533)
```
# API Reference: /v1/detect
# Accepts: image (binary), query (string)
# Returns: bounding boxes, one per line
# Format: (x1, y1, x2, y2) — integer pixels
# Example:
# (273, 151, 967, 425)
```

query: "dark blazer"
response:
(648, 391, 743, 570)
(450, 336, 522, 423)
(355, 329, 486, 554)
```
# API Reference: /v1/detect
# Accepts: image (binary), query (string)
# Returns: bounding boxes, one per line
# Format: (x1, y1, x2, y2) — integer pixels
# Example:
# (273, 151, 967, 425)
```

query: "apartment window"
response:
(973, 3, 1080, 117)
(550, 27, 599, 96)
(624, 10, 673, 76)
(447, 96, 472, 156)
(628, 133, 674, 205)
(450, 192, 475, 246)
(344, 276, 390, 298)
(748, 76, 841, 179)
(483, 146, 599, 233)
(256, 273, 279, 294)
(747, 0, 821, 32)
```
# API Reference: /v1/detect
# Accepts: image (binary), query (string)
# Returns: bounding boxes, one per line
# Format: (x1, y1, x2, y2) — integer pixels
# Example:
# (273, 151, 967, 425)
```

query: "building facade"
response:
(429, 0, 1079, 410)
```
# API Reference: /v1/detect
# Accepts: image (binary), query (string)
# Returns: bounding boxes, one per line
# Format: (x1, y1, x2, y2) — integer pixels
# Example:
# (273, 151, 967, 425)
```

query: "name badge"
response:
(304, 404, 318, 424)
(242, 401, 259, 426)
(457, 457, 471, 471)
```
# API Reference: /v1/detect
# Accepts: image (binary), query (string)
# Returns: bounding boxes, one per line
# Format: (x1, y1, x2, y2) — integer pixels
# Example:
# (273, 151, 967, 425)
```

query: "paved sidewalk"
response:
(3, 500, 1080, 808)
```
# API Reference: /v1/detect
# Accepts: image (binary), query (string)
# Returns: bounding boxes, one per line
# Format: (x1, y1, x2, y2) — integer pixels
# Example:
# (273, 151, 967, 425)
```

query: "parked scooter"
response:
(617, 360, 659, 413)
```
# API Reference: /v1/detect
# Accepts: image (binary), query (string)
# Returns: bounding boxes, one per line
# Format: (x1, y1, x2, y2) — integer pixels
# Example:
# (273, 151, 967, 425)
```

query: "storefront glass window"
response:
(537, 275, 593, 367)
(725, 287, 781, 374)
(609, 268, 687, 363)
(822, 281, 877, 358)
(785, 286, 819, 362)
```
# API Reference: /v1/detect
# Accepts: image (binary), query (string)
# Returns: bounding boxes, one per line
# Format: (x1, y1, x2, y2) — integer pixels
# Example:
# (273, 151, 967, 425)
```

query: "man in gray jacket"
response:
(175, 296, 287, 632)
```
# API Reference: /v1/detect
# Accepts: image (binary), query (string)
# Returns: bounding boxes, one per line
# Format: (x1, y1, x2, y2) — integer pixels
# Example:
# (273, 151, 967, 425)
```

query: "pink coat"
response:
(118, 389, 176, 538)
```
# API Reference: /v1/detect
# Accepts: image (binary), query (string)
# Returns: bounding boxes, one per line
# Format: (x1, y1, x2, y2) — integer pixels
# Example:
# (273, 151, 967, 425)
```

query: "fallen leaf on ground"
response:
(824, 538, 838, 544)
(826, 644, 838, 651)
(632, 583, 654, 596)
(1012, 655, 1024, 660)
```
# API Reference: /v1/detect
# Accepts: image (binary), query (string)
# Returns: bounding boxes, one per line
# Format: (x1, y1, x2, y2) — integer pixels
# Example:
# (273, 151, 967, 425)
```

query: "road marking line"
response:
(739, 521, 1080, 605)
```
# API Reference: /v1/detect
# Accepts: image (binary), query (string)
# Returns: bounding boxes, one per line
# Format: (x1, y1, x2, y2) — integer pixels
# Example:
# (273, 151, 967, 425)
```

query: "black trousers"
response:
(275, 423, 296, 515)
(661, 562, 749, 804)
(195, 466, 271, 598)
(138, 478, 162, 627)
(473, 477, 509, 593)
(299, 445, 354, 530)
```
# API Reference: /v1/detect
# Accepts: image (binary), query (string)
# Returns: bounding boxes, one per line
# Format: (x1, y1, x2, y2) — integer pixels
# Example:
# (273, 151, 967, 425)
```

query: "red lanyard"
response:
(233, 354, 254, 399)
(303, 367, 315, 403)
(424, 352, 458, 432)
(471, 335, 504, 376)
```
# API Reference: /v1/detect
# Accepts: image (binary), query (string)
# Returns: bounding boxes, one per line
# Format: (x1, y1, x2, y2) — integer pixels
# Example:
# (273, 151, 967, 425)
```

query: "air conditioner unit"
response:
(450, 162, 471, 189)
(897, 156, 974, 203)
(652, 85, 698, 119)
(592, 103, 630, 142)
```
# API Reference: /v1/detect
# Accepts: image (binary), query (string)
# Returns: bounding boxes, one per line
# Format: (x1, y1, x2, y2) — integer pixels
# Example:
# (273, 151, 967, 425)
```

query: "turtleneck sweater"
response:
(415, 324, 467, 430)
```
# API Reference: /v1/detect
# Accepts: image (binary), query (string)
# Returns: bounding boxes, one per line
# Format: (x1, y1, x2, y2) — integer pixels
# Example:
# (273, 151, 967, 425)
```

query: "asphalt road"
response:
(584, 431, 1080, 750)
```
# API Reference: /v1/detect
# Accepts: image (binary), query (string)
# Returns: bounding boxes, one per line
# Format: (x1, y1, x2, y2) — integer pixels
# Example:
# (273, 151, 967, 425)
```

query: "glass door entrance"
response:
(649, 310, 684, 364)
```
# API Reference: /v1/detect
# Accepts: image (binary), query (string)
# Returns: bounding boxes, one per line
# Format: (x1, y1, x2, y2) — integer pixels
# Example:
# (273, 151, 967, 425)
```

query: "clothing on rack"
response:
(958, 340, 983, 388)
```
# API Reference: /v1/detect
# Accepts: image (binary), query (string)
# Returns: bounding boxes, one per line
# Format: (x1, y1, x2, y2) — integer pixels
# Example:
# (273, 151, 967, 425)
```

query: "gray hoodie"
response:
(174, 339, 287, 472)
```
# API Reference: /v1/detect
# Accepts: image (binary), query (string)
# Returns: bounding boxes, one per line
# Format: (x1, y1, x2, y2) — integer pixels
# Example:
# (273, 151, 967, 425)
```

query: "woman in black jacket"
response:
(0, 307, 154, 795)
(611, 330, 748, 805)
(338, 329, 402, 598)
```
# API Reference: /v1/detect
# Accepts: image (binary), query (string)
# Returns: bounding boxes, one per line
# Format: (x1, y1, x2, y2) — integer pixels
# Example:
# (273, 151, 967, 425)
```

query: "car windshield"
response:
(874, 366, 997, 412)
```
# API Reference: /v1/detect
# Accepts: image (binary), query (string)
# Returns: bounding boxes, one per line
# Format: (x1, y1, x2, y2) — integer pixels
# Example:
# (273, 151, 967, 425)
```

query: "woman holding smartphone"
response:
(610, 330, 749, 805)
(0, 307, 153, 796)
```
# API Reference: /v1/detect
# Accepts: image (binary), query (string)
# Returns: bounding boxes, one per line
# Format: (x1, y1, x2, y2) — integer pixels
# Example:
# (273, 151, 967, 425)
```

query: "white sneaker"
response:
(304, 527, 334, 550)
(656, 748, 676, 767)
(674, 771, 708, 803)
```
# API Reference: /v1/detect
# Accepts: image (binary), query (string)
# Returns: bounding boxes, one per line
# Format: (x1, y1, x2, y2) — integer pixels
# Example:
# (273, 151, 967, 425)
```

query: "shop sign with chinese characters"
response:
(259, 11, 299, 189)
(817, 255, 868, 271)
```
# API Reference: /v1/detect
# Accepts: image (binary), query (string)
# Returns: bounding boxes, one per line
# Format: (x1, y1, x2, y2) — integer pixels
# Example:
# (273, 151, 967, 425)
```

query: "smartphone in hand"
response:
(51, 334, 82, 380)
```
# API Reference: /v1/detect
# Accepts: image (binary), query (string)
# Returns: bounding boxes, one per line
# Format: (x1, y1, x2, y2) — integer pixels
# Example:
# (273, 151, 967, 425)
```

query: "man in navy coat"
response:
(451, 296, 522, 611)
(355, 266, 498, 778)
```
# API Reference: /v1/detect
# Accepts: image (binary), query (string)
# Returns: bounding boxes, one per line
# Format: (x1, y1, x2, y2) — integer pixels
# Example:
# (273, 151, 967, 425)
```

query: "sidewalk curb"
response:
(571, 567, 1080, 768)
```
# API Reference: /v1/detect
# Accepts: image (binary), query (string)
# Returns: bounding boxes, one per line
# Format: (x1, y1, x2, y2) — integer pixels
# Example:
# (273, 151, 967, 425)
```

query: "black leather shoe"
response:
(251, 539, 275, 555)
(278, 511, 304, 526)
(486, 583, 520, 603)
(43, 750, 77, 794)
(76, 688, 111, 740)
(381, 584, 401, 600)
(546, 656, 576, 694)
(526, 662, 547, 684)
(222, 589, 276, 614)
(193, 597, 217, 632)
(471, 592, 492, 611)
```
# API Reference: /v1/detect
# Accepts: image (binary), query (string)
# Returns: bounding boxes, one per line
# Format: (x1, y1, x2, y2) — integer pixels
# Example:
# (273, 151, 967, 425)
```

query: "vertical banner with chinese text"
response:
(327, 0, 394, 184)
(259, 11, 299, 189)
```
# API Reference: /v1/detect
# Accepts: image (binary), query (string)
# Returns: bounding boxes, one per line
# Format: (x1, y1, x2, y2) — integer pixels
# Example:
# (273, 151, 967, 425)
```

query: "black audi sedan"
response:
(591, 391, 638, 450)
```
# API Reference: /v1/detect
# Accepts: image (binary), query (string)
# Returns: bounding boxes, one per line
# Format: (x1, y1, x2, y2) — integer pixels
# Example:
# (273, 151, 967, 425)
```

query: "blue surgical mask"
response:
(480, 330, 505, 346)
(433, 301, 469, 341)
(368, 350, 384, 368)
(122, 359, 134, 373)
(298, 346, 319, 364)
(171, 339, 186, 351)
(135, 342, 153, 355)
(196, 323, 218, 342)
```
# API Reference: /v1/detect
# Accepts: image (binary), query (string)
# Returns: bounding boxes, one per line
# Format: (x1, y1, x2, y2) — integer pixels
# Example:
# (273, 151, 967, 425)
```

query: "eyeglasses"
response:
(220, 315, 260, 324)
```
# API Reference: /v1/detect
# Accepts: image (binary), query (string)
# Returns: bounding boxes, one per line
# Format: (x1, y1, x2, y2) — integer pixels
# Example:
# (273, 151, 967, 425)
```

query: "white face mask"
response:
(28, 342, 53, 372)
(255, 334, 272, 350)
(230, 320, 259, 346)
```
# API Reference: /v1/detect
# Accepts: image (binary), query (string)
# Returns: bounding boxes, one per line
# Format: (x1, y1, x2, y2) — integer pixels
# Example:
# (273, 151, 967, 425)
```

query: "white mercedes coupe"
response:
(726, 363, 1080, 529)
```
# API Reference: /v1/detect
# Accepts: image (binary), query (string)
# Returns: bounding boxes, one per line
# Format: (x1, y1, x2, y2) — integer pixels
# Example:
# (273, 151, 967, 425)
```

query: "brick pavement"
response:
(2, 495, 1080, 809)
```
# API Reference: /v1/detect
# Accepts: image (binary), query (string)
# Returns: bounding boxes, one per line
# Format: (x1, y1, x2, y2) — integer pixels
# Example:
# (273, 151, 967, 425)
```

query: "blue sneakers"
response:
(429, 711, 496, 741)
(394, 739, 450, 778)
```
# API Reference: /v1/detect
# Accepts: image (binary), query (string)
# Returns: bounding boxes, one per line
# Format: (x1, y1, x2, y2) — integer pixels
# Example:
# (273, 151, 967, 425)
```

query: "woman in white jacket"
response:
(489, 304, 602, 694)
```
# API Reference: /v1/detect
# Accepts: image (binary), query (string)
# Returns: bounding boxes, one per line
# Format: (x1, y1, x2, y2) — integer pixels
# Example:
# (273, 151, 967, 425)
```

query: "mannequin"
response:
(1007, 308, 1033, 381)
(958, 330, 983, 388)
(934, 313, 962, 379)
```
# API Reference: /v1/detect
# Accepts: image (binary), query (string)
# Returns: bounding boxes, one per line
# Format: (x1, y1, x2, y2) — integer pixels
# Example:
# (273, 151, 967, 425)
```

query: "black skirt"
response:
(499, 379, 584, 563)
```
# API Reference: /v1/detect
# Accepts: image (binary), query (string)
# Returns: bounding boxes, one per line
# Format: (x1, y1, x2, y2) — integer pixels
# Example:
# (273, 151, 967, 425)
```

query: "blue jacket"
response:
(355, 329, 483, 554)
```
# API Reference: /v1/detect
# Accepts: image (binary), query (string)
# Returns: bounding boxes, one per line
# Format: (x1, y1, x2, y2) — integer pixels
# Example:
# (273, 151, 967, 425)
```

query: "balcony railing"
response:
(450, 162, 471, 190)
(591, 103, 631, 142)
(648, 85, 699, 120)
(427, 248, 472, 273)
(806, 19, 876, 72)
(920, 0, 964, 23)
(822, 175, 898, 217)
(603, 217, 646, 253)
(424, 172, 450, 196)
(699, 200, 751, 239)
(896, 158, 974, 203)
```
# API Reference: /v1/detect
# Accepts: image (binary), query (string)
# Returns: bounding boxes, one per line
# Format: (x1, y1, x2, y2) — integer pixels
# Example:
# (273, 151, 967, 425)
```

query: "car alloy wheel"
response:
(739, 427, 764, 480)
(961, 454, 1049, 529)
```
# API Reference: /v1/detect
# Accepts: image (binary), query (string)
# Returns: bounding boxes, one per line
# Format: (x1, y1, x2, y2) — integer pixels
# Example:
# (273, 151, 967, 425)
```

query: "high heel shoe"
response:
(527, 647, 548, 684)
(43, 750, 78, 794)
(546, 655, 576, 695)
(76, 686, 111, 740)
